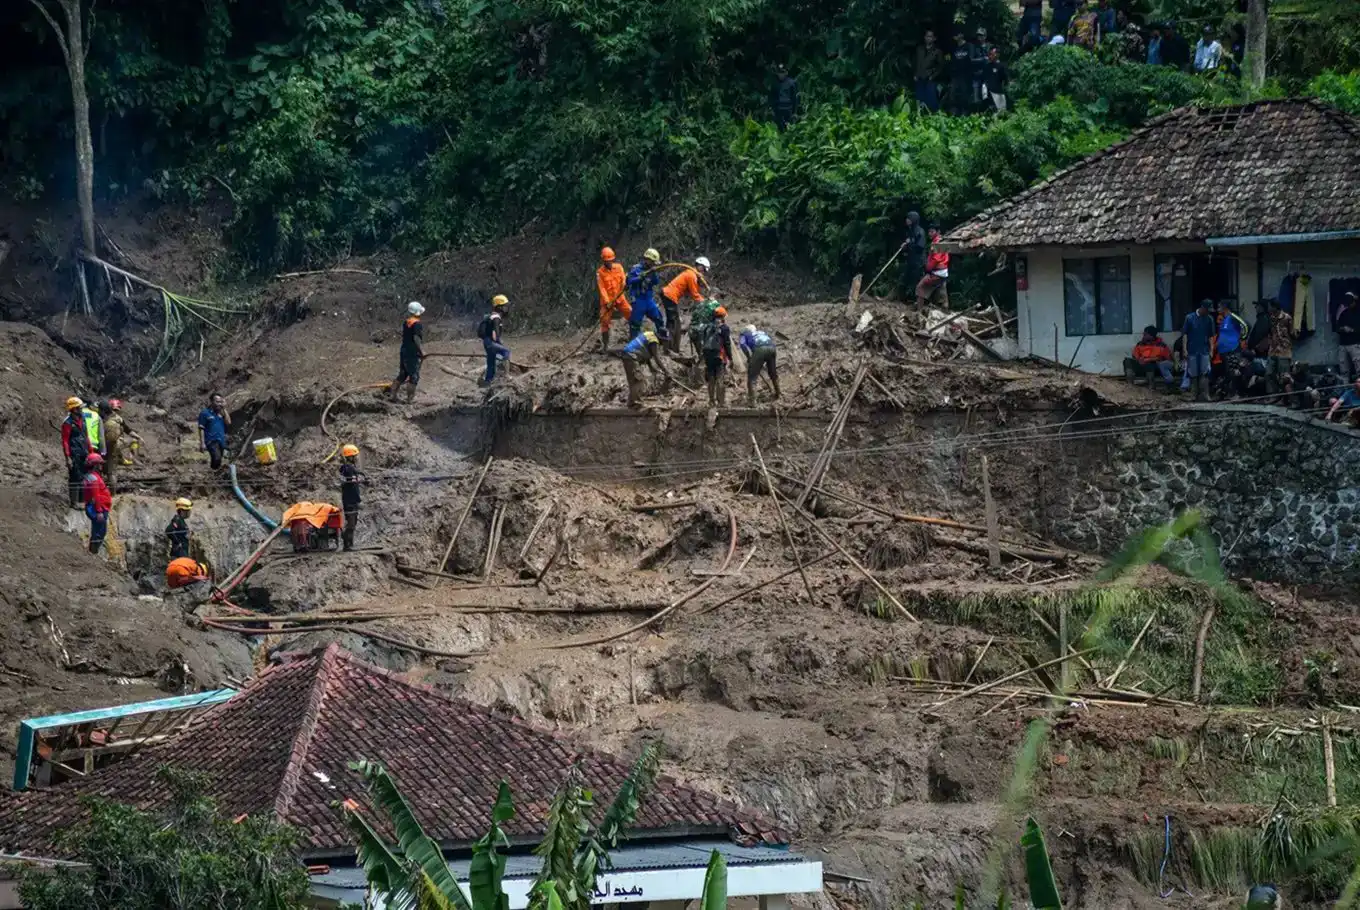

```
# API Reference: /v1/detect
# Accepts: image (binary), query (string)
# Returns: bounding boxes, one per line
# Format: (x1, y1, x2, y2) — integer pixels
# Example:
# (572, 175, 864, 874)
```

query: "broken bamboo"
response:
(928, 648, 1099, 708)
(981, 454, 1001, 569)
(482, 502, 506, 580)
(1191, 603, 1217, 702)
(786, 495, 918, 623)
(1105, 610, 1157, 689)
(517, 499, 555, 565)
(795, 363, 868, 510)
(752, 435, 814, 604)
(626, 499, 699, 512)
(437, 456, 494, 580)
(1324, 716, 1338, 808)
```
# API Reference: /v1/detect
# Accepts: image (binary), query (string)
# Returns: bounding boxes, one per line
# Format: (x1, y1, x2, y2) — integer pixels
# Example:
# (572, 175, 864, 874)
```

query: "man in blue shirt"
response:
(626, 248, 666, 341)
(1215, 299, 1250, 398)
(738, 324, 780, 408)
(197, 392, 231, 470)
(1181, 299, 1216, 401)
(619, 330, 671, 406)
(1326, 378, 1360, 426)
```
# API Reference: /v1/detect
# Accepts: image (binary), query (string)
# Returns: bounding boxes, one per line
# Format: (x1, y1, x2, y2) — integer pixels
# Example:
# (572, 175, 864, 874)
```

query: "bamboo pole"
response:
(1191, 603, 1217, 702)
(981, 454, 1001, 569)
(517, 499, 554, 566)
(929, 648, 1099, 708)
(1106, 610, 1157, 689)
(786, 494, 918, 623)
(1324, 715, 1338, 808)
(438, 456, 493, 579)
(752, 435, 815, 604)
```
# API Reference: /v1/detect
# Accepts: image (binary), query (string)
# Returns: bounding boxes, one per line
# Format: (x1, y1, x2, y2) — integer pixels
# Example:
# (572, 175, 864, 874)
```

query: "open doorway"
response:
(1154, 252, 1238, 332)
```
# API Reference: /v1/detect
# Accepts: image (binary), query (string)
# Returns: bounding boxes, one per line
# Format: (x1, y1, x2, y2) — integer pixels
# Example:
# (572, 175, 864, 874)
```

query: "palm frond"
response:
(350, 759, 473, 910)
(341, 802, 420, 910)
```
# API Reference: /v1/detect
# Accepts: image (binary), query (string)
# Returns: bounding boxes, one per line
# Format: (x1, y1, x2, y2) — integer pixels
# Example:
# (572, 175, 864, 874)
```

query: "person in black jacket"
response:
(770, 64, 799, 131)
(948, 34, 973, 115)
(338, 444, 366, 551)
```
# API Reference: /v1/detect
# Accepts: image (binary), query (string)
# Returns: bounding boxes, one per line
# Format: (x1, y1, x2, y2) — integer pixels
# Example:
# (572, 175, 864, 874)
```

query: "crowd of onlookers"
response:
(1125, 293, 1360, 428)
(768, 2, 1243, 126)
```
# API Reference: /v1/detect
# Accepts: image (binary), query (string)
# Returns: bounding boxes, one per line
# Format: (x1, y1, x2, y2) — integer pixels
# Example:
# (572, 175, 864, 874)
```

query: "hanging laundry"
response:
(1292, 273, 1314, 338)
(1278, 272, 1298, 313)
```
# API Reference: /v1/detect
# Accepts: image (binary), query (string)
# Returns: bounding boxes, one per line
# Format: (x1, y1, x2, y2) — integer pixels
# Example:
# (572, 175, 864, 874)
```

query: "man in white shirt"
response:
(1194, 25, 1222, 72)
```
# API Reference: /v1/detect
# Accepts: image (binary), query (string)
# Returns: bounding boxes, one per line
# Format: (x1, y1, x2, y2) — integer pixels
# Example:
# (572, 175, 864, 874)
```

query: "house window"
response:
(1063, 256, 1132, 336)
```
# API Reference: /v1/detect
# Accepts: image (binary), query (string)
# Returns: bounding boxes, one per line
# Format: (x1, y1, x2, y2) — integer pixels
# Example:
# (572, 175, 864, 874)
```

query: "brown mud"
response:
(0, 209, 1355, 908)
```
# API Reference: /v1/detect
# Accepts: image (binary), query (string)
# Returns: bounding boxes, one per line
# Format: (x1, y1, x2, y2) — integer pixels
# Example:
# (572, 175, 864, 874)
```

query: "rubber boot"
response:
(716, 373, 728, 408)
(1193, 376, 1209, 403)
(706, 375, 718, 406)
(404, 383, 417, 403)
(600, 329, 610, 353)
(772, 376, 782, 401)
(388, 380, 401, 402)
(747, 382, 757, 409)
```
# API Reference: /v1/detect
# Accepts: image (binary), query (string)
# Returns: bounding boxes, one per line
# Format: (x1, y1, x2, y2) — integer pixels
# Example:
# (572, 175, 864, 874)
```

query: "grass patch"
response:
(900, 582, 1287, 706)
(1123, 807, 1360, 899)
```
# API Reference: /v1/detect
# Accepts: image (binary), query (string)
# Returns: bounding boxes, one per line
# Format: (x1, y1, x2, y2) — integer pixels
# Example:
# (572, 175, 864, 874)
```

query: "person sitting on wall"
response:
(1325, 377, 1360, 427)
(1126, 326, 1176, 391)
(1284, 362, 1322, 411)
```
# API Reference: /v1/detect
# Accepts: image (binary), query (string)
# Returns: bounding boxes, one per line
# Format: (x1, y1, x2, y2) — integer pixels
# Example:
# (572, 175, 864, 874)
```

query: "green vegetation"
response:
(343, 745, 663, 910)
(897, 581, 1285, 705)
(6, 0, 1359, 286)
(18, 768, 311, 910)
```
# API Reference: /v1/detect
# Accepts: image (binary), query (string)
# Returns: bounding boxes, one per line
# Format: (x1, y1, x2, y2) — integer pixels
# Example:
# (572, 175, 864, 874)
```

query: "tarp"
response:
(166, 557, 208, 589)
(282, 502, 341, 529)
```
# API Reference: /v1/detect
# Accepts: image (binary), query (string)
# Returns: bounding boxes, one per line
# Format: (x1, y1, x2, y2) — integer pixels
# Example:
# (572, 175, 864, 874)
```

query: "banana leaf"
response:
(1021, 817, 1063, 910)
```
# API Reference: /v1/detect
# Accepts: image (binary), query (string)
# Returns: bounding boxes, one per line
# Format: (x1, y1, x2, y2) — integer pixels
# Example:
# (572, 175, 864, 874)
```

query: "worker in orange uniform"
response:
(596, 247, 631, 353)
(661, 256, 711, 354)
(166, 557, 210, 590)
(338, 444, 366, 551)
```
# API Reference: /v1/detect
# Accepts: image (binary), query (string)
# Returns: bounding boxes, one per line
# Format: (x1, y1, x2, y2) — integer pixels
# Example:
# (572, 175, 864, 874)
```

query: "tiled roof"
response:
(942, 99, 1360, 250)
(0, 645, 784, 856)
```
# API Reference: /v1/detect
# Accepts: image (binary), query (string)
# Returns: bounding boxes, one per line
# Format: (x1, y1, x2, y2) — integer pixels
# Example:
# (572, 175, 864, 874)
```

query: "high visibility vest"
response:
(82, 408, 103, 452)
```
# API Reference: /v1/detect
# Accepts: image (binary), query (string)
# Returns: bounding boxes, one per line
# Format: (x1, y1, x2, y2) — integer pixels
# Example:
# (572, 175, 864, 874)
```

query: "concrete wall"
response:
(437, 404, 1360, 582)
(1018, 240, 1360, 375)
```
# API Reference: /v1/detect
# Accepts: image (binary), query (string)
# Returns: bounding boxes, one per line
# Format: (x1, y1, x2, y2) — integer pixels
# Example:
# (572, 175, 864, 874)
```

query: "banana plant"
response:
(1021, 817, 1063, 910)
(700, 848, 727, 910)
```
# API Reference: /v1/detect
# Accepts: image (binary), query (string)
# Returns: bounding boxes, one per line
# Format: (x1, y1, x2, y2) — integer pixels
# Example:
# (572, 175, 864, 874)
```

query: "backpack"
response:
(701, 321, 724, 352)
(477, 314, 495, 340)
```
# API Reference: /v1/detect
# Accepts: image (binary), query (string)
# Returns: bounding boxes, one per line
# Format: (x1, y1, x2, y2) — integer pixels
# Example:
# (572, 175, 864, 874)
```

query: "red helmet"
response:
(84, 453, 105, 467)
(108, 398, 123, 410)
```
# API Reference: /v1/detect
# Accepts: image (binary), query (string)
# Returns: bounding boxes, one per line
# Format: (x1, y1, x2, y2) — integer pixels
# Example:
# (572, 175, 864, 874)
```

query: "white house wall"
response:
(1018, 245, 1155, 374)
(1017, 241, 1360, 375)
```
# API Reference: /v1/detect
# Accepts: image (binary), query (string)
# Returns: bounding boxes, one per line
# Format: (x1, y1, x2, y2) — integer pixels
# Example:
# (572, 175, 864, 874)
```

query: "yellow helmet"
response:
(175, 497, 193, 510)
(643, 248, 661, 264)
(341, 444, 360, 458)
(66, 396, 84, 411)
(491, 294, 509, 308)
(642, 331, 658, 344)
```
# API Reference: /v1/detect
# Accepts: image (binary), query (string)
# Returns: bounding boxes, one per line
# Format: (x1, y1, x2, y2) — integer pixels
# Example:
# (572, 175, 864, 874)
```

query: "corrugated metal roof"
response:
(311, 839, 801, 889)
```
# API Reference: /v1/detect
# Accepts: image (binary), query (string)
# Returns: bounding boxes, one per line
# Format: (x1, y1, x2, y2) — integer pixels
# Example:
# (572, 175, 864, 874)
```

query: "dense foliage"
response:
(2, 0, 1356, 278)
(18, 768, 310, 910)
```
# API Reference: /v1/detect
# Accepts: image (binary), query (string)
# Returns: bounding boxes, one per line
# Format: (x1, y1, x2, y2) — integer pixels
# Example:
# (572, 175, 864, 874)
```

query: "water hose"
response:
(229, 463, 282, 532)
(1158, 814, 1175, 898)
(320, 382, 392, 463)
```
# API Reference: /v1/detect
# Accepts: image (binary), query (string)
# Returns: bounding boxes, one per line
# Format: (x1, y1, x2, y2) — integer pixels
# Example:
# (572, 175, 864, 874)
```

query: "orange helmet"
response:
(601, 246, 616, 262)
(713, 306, 727, 318)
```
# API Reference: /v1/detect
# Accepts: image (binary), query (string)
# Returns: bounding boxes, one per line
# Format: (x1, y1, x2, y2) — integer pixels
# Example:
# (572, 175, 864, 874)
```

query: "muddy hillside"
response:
(1, 220, 1357, 909)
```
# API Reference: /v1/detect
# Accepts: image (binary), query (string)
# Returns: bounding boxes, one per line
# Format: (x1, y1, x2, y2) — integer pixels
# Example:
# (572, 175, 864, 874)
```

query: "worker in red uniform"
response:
(82, 453, 112, 554)
(596, 247, 630, 353)
(61, 396, 89, 508)
(661, 256, 710, 354)
(915, 227, 950, 307)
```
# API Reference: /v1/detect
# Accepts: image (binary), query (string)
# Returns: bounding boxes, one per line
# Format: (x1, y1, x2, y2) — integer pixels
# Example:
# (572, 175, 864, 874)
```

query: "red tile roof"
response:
(942, 100, 1360, 250)
(0, 645, 784, 856)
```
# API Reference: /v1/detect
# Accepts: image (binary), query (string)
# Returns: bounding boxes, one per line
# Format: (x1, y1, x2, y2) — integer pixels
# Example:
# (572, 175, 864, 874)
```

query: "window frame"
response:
(1062, 255, 1133, 337)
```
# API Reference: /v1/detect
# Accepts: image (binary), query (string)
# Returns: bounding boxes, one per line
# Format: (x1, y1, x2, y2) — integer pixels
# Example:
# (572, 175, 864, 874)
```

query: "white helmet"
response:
(695, 256, 711, 271)
(745, 324, 757, 336)
(406, 301, 426, 316)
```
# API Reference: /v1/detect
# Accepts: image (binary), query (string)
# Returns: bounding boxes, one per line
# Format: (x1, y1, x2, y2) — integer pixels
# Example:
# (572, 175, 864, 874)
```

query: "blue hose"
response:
(228, 463, 283, 533)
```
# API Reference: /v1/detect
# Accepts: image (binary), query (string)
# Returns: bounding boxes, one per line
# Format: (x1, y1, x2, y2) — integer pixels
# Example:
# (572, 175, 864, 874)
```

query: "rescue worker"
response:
(197, 392, 231, 470)
(82, 453, 112, 555)
(82, 399, 105, 461)
(699, 306, 733, 407)
(739, 324, 781, 408)
(390, 301, 426, 402)
(61, 396, 89, 507)
(596, 247, 631, 352)
(915, 227, 949, 307)
(620, 330, 672, 406)
(98, 399, 142, 490)
(626, 248, 666, 341)
(339, 443, 365, 551)
(478, 295, 511, 384)
(166, 557, 211, 590)
(166, 497, 193, 560)
(661, 256, 710, 354)
(688, 297, 722, 356)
